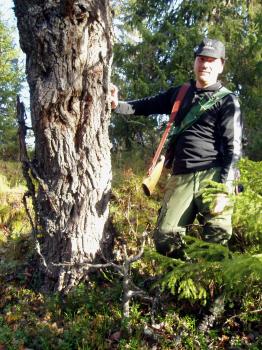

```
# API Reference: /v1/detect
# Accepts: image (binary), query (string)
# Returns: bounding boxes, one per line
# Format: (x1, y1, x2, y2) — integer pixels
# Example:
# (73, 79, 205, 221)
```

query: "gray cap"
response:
(194, 38, 225, 59)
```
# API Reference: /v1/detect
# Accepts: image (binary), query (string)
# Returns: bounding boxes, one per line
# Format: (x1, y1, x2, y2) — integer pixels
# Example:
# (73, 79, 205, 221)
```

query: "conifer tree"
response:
(112, 0, 262, 159)
(0, 16, 24, 160)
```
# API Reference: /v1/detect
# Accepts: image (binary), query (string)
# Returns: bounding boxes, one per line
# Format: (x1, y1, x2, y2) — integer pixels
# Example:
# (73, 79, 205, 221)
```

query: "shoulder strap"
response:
(173, 87, 232, 136)
(147, 83, 190, 175)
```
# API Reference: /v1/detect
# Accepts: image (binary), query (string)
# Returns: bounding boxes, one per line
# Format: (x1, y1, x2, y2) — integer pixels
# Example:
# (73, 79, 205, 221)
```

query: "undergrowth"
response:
(0, 157, 261, 349)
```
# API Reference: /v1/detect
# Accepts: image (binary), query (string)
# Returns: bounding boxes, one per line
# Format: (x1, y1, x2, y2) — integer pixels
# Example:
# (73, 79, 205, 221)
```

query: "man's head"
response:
(193, 38, 225, 88)
(194, 38, 225, 60)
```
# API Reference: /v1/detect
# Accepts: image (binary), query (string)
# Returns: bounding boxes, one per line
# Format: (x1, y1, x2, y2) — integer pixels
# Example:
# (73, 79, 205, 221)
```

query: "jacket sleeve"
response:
(219, 93, 243, 183)
(114, 88, 178, 116)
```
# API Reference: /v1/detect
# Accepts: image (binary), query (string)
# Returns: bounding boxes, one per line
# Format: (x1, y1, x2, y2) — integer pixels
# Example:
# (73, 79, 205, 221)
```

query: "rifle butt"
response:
(142, 156, 165, 196)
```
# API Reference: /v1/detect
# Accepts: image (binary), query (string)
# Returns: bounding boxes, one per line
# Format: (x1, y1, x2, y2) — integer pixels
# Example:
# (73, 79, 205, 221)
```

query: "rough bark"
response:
(14, 0, 114, 292)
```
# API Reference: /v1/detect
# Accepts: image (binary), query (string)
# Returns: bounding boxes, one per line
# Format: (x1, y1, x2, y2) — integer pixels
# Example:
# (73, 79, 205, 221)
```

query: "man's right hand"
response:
(110, 83, 119, 110)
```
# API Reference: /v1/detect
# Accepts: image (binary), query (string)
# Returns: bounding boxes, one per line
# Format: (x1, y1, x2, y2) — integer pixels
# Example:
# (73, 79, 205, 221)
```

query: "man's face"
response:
(194, 55, 224, 87)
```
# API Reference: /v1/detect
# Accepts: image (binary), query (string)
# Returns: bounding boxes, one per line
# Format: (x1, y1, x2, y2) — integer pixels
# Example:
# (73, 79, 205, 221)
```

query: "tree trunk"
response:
(14, 0, 114, 292)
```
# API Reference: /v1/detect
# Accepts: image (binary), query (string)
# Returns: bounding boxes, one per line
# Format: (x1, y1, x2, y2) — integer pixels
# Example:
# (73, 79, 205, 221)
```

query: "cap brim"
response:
(196, 48, 223, 59)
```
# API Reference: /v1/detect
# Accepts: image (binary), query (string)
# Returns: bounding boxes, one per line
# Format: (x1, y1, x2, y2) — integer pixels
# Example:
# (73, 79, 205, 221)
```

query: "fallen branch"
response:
(223, 308, 262, 327)
(52, 232, 153, 324)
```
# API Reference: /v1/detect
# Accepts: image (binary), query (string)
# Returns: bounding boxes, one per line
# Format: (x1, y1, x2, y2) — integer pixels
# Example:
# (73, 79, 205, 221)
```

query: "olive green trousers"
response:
(154, 167, 234, 257)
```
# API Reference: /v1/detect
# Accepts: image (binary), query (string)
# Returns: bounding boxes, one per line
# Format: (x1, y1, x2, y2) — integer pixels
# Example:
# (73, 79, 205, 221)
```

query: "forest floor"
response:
(0, 159, 261, 349)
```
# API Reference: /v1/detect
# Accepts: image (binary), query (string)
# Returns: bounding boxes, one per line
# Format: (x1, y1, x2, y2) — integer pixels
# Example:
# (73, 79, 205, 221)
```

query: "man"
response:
(111, 38, 242, 258)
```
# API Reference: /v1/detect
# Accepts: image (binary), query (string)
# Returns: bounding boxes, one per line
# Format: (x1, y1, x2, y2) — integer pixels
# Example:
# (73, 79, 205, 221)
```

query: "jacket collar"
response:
(191, 79, 222, 92)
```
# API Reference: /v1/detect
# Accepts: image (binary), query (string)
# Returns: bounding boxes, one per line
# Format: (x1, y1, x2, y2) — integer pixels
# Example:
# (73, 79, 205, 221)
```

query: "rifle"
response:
(142, 84, 190, 196)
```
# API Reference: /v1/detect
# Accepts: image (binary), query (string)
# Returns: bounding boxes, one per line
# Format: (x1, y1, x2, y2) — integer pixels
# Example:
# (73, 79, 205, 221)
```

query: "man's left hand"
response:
(213, 193, 229, 214)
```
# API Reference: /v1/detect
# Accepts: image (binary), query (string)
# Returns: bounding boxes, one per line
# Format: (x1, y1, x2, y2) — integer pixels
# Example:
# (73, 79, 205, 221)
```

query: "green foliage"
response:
(0, 281, 123, 350)
(111, 163, 160, 252)
(0, 173, 29, 239)
(112, 0, 262, 159)
(145, 237, 262, 309)
(0, 158, 261, 349)
(0, 170, 31, 272)
(198, 179, 230, 214)
(232, 158, 262, 253)
(110, 157, 262, 348)
(0, 14, 24, 160)
(0, 160, 25, 187)
(112, 148, 150, 180)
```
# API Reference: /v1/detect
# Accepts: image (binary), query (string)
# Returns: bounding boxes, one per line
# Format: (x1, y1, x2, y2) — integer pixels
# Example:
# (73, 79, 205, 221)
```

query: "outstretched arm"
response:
(110, 83, 177, 116)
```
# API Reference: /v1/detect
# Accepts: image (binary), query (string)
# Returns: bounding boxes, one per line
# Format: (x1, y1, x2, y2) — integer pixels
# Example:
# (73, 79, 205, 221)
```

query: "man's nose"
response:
(202, 60, 209, 67)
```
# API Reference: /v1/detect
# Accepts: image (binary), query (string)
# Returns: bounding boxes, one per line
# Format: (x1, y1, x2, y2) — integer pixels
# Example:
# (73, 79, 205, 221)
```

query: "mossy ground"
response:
(0, 158, 261, 349)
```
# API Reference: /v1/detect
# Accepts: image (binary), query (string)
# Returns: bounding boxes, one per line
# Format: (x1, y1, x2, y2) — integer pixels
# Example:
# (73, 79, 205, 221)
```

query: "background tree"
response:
(0, 15, 24, 160)
(14, 0, 114, 293)
(112, 0, 262, 160)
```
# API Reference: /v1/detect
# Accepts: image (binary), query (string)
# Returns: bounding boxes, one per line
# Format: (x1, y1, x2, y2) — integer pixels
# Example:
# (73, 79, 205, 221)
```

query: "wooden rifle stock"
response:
(142, 155, 165, 196)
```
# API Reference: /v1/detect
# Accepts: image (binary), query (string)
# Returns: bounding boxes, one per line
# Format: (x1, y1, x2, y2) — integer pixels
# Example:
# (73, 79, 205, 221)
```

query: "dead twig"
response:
(17, 95, 54, 278)
(223, 309, 262, 327)
(52, 232, 153, 324)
